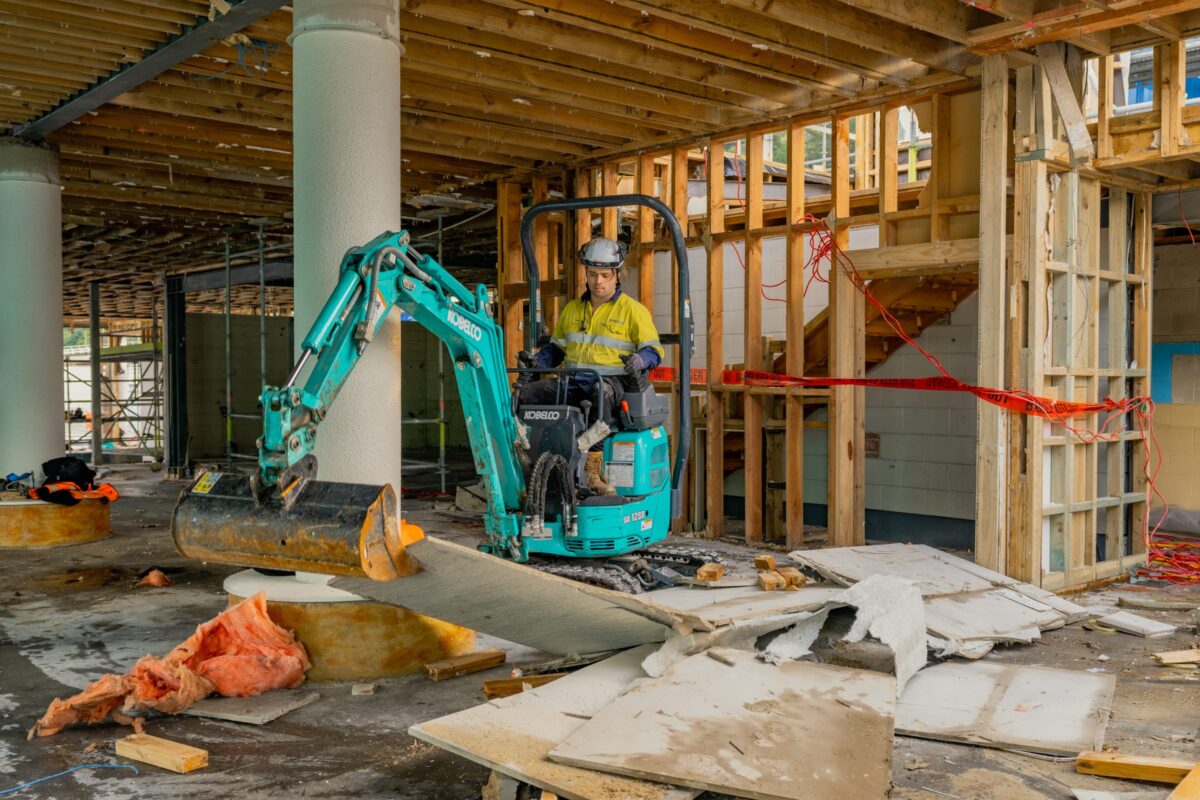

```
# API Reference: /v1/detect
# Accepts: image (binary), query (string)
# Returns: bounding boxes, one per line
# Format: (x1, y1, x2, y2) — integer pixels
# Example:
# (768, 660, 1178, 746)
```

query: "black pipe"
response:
(519, 194, 693, 520)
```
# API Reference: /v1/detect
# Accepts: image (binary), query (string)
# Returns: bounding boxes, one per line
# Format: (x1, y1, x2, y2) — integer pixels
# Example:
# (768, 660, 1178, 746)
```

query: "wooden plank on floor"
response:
(482, 672, 567, 699)
(1076, 752, 1195, 785)
(116, 733, 208, 774)
(1171, 766, 1200, 799)
(425, 648, 507, 681)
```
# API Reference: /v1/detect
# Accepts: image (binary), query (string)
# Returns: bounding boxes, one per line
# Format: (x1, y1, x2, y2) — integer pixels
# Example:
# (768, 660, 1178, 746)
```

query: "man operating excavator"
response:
(517, 236, 664, 496)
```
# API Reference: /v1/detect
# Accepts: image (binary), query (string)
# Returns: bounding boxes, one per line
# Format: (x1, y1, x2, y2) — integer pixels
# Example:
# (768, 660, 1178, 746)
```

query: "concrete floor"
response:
(1, 464, 1199, 799)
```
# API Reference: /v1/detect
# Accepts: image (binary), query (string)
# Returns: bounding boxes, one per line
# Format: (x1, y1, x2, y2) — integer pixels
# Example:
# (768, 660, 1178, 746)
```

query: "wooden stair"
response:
(773, 272, 979, 377)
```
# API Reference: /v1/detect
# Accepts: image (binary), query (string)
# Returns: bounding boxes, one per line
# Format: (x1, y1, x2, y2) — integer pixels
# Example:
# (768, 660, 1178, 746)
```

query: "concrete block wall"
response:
(185, 312, 293, 460)
(803, 293, 980, 522)
(184, 314, 466, 461)
(1154, 244, 1200, 343)
(1153, 403, 1200, 512)
(1152, 243, 1200, 513)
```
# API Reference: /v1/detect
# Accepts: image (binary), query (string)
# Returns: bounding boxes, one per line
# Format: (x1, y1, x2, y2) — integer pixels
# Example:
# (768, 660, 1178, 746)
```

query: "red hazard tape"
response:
(650, 366, 1120, 421)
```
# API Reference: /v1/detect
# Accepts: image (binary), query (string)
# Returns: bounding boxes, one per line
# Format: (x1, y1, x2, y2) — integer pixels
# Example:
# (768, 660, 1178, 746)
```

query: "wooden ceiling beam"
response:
(27, 0, 200, 31)
(703, 0, 971, 73)
(108, 89, 292, 131)
(401, 75, 654, 143)
(402, 0, 830, 100)
(61, 149, 291, 189)
(509, 0, 893, 94)
(831, 0, 973, 43)
(56, 130, 291, 168)
(401, 19, 779, 115)
(402, 38, 732, 127)
(64, 181, 288, 216)
(971, 0, 1200, 54)
(0, 3, 165, 48)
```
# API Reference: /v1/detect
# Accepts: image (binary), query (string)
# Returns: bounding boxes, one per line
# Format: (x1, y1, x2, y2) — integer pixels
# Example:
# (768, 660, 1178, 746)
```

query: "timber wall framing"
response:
(979, 43, 1174, 592)
(499, 83, 986, 549)
(499, 40, 1191, 592)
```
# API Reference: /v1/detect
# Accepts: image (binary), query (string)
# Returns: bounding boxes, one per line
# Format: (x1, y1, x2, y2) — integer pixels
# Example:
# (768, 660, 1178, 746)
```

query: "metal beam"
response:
(89, 281, 104, 467)
(164, 276, 189, 478)
(12, 0, 286, 139)
(181, 260, 293, 292)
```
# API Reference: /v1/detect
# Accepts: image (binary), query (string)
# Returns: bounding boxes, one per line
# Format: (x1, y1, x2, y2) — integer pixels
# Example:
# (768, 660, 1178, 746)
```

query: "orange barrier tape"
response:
(649, 366, 1122, 421)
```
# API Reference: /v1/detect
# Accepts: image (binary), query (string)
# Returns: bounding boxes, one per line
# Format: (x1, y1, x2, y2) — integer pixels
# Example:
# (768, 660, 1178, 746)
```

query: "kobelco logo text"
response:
(523, 410, 561, 421)
(447, 309, 483, 341)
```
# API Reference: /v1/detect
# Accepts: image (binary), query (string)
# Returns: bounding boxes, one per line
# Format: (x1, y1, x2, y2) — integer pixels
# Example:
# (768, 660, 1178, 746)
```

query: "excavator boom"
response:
(172, 230, 526, 577)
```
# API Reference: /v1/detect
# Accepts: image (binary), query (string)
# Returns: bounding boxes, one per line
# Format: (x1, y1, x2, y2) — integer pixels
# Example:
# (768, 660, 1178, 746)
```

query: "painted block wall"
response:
(184, 313, 467, 460)
(1152, 243, 1200, 513)
(1154, 244, 1200, 343)
(803, 293, 980, 521)
(1153, 403, 1200, 512)
(185, 312, 293, 460)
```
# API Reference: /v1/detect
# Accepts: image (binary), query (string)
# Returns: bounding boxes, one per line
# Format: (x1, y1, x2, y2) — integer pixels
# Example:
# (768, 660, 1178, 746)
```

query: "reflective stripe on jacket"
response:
(550, 291, 664, 373)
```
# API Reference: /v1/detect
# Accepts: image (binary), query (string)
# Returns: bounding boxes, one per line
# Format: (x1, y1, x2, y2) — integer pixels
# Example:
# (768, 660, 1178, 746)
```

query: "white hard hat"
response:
(577, 237, 628, 270)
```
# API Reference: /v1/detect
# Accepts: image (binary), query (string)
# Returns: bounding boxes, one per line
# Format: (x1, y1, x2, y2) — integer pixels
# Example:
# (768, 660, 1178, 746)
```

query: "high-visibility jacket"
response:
(540, 290, 664, 378)
(28, 481, 120, 504)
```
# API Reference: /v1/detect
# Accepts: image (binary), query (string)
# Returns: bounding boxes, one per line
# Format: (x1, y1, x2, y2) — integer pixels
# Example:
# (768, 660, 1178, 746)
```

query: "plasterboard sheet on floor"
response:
(410, 645, 698, 800)
(333, 537, 673, 654)
(646, 585, 844, 626)
(182, 689, 319, 725)
(1071, 790, 1169, 800)
(790, 544, 1087, 650)
(896, 661, 1115, 756)
(549, 650, 896, 800)
(791, 543, 1086, 614)
(1096, 610, 1177, 639)
(922, 588, 1065, 644)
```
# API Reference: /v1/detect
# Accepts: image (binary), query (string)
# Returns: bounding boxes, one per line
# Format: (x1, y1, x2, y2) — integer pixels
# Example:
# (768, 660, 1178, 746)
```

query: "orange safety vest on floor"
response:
(28, 482, 120, 504)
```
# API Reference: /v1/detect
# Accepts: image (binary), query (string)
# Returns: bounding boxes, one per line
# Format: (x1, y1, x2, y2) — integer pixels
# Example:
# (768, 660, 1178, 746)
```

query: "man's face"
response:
(586, 267, 618, 302)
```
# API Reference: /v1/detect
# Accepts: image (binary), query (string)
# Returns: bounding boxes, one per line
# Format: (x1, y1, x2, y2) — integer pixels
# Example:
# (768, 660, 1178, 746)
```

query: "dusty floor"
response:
(1, 464, 1198, 799)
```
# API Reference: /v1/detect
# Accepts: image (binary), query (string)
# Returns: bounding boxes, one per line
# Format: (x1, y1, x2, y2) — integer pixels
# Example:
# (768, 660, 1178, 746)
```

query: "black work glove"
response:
(515, 350, 535, 386)
(621, 352, 648, 376)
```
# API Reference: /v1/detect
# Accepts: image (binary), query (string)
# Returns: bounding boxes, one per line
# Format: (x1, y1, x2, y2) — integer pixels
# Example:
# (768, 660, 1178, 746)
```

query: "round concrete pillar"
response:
(0, 138, 63, 480)
(291, 0, 405, 492)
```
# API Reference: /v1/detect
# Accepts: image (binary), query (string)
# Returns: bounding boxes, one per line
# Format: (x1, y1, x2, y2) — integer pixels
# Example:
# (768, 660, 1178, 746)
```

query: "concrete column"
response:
(291, 0, 404, 490)
(0, 137, 63, 480)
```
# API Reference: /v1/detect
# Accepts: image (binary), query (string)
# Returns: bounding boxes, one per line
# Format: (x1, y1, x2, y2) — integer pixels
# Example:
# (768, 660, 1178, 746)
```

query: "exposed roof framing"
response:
(1, 0, 1194, 319)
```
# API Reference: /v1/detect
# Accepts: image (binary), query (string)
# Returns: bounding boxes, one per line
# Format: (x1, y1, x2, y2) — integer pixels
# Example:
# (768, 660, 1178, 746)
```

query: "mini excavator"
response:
(171, 196, 714, 592)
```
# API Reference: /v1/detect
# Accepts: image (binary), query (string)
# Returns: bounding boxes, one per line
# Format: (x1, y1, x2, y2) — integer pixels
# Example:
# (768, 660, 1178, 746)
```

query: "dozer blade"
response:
(171, 471, 423, 580)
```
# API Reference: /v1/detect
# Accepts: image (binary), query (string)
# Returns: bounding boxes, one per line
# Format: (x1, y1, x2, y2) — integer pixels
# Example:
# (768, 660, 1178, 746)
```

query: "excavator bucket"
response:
(171, 470, 423, 580)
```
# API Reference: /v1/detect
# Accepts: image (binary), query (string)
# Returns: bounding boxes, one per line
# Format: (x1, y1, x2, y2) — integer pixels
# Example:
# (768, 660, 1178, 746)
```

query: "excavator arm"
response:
(172, 229, 527, 576)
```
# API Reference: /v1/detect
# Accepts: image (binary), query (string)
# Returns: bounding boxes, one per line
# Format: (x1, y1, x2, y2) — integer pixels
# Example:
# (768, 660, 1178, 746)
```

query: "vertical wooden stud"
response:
(744, 132, 764, 543)
(497, 180, 525, 369)
(602, 161, 618, 239)
(879, 106, 899, 247)
(785, 120, 807, 548)
(637, 153, 656, 314)
(706, 141, 726, 538)
(1097, 55, 1114, 161)
(828, 116, 865, 546)
(976, 54, 1009, 573)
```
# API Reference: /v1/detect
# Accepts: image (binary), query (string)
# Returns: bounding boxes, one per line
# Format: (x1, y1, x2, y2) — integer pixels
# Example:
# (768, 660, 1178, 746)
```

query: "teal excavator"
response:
(171, 196, 714, 592)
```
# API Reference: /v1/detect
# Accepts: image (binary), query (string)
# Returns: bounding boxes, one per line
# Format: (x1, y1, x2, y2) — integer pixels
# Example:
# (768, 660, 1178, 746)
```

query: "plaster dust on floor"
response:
(5, 465, 1200, 799)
